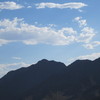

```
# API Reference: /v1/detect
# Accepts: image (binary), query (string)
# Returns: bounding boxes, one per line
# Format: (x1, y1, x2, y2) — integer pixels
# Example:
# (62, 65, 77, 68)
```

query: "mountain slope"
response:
(0, 59, 66, 100)
(0, 58, 100, 100)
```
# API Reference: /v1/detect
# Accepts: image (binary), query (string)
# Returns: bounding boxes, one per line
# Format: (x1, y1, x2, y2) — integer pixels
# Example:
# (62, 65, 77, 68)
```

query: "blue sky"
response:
(0, 0, 100, 77)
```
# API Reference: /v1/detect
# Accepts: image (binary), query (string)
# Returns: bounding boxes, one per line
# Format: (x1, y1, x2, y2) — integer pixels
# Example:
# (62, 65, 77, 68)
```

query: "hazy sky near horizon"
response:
(0, 0, 100, 78)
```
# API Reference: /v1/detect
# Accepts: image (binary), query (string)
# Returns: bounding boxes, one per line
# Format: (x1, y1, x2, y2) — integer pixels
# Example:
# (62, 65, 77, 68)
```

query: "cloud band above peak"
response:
(35, 2, 87, 9)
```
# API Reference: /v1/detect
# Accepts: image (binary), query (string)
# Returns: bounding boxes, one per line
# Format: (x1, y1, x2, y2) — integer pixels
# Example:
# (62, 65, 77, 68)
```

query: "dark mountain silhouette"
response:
(0, 58, 100, 100)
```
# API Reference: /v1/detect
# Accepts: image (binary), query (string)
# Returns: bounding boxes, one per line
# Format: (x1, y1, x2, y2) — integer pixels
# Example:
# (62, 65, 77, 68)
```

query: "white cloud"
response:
(76, 53, 100, 60)
(0, 17, 98, 49)
(35, 2, 87, 10)
(0, 62, 30, 78)
(74, 17, 87, 27)
(59, 27, 77, 35)
(74, 17, 96, 46)
(0, 1, 24, 10)
(83, 41, 100, 49)
(0, 39, 10, 46)
(77, 27, 95, 43)
(12, 57, 22, 60)
(27, 6, 32, 8)
(48, 24, 57, 27)
(0, 18, 77, 46)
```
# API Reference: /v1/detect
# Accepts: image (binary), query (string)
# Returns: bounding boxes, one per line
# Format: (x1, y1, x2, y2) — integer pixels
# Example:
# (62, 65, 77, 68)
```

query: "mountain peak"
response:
(69, 59, 91, 66)
(38, 59, 48, 62)
(37, 59, 49, 64)
(36, 59, 66, 67)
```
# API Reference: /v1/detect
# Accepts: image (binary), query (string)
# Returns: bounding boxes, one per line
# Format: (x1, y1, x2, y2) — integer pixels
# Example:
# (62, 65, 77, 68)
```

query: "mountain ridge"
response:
(0, 57, 100, 100)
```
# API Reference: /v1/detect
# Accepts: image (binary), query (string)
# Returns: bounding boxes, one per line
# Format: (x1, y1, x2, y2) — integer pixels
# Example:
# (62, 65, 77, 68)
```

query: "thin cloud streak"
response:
(0, 1, 24, 10)
(12, 57, 22, 60)
(35, 2, 87, 10)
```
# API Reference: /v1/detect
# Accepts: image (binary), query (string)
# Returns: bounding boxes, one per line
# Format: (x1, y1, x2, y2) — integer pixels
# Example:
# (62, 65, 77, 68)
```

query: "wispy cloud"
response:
(75, 53, 100, 60)
(83, 41, 100, 49)
(27, 6, 32, 8)
(0, 1, 24, 10)
(0, 62, 30, 78)
(0, 39, 11, 46)
(77, 27, 95, 43)
(12, 57, 22, 60)
(67, 53, 100, 65)
(74, 17, 98, 49)
(74, 17, 87, 27)
(35, 2, 87, 10)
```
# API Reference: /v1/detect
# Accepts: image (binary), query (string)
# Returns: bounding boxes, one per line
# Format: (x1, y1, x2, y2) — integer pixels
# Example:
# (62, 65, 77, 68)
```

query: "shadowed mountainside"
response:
(0, 58, 100, 100)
